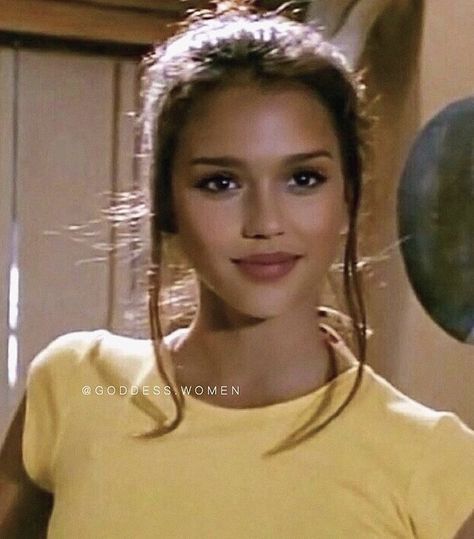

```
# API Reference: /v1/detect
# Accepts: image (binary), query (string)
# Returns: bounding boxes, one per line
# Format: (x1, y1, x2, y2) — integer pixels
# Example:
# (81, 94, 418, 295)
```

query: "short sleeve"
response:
(407, 412, 474, 539)
(22, 330, 104, 493)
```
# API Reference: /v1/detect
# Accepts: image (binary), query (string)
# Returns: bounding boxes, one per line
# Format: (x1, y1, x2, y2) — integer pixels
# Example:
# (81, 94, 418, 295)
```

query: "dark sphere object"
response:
(398, 97, 474, 345)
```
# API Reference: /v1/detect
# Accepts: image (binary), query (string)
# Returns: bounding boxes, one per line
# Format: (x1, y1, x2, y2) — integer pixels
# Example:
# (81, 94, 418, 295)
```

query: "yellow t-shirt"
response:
(23, 328, 474, 539)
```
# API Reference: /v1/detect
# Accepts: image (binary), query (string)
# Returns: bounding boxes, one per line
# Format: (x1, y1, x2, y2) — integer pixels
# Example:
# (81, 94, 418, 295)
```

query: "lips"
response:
(231, 252, 302, 281)
(232, 252, 301, 264)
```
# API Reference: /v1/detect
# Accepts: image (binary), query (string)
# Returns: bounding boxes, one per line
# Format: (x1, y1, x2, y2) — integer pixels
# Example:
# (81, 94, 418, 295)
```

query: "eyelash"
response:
(194, 169, 328, 194)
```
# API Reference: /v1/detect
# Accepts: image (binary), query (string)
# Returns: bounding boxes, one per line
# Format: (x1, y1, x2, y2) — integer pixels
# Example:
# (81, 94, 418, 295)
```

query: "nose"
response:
(241, 187, 284, 239)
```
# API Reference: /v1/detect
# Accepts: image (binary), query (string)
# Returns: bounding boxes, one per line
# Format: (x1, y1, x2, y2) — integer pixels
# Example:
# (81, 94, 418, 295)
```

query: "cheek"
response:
(296, 215, 345, 282)
(291, 190, 346, 245)
(174, 195, 237, 258)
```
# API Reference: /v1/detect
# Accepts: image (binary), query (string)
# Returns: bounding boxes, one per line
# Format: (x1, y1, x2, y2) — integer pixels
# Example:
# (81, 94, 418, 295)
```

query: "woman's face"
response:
(171, 81, 347, 319)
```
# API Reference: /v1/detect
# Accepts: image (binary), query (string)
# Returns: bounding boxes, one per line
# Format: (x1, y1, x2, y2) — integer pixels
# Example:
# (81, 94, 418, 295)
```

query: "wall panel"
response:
(16, 50, 114, 391)
(0, 47, 143, 443)
(0, 49, 15, 437)
(109, 60, 142, 336)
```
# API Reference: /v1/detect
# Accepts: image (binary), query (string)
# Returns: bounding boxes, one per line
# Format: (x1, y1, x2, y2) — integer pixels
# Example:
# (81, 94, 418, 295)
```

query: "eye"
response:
(288, 169, 328, 190)
(194, 173, 239, 193)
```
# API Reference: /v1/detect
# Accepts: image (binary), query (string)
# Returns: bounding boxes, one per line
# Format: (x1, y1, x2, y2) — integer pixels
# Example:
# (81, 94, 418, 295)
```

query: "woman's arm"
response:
(0, 395, 53, 538)
(454, 510, 474, 539)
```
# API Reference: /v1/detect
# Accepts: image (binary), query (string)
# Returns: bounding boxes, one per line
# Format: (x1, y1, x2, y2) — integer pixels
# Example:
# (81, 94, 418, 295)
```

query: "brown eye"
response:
(288, 169, 328, 190)
(195, 173, 239, 193)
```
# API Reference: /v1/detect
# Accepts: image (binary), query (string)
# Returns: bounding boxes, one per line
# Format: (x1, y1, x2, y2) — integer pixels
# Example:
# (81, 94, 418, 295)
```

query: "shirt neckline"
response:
(158, 325, 362, 416)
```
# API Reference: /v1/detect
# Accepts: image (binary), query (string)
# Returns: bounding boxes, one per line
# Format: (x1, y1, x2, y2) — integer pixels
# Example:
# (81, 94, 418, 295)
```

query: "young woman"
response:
(1, 1, 473, 537)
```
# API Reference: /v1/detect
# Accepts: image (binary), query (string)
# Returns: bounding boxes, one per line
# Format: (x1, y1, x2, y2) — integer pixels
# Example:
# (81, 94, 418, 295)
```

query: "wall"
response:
(0, 47, 138, 439)
(369, 0, 474, 426)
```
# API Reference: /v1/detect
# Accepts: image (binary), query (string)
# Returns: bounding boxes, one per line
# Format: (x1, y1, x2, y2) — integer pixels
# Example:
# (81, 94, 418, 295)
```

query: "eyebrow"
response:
(189, 150, 333, 167)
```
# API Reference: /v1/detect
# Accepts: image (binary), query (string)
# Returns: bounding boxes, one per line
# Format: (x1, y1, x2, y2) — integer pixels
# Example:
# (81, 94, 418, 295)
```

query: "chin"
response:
(197, 267, 320, 321)
(233, 302, 287, 321)
(220, 286, 309, 321)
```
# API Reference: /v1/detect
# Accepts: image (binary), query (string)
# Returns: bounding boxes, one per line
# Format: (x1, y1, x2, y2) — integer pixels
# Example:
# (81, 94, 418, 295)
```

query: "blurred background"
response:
(0, 0, 473, 441)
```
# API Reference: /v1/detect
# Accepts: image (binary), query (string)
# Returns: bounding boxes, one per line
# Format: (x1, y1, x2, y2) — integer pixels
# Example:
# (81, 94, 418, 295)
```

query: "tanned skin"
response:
(0, 395, 53, 538)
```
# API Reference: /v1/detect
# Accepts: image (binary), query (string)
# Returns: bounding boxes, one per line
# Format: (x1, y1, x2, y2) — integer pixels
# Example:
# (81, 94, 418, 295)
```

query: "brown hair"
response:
(137, 0, 369, 457)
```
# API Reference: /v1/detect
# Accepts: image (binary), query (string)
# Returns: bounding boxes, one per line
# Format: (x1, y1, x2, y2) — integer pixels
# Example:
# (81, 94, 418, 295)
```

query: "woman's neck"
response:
(170, 294, 338, 408)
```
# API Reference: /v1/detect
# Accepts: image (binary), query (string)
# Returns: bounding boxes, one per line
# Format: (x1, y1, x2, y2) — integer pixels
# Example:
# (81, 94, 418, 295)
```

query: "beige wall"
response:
(397, 0, 474, 423)
(420, 0, 474, 122)
(0, 48, 138, 440)
(369, 0, 473, 426)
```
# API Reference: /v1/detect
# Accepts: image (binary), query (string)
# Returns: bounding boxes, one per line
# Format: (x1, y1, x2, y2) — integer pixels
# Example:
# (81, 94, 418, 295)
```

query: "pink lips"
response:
(231, 252, 302, 281)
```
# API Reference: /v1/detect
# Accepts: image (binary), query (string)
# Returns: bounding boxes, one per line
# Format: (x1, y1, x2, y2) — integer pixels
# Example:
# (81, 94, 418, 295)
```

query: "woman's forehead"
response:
(190, 77, 326, 112)
(176, 83, 339, 158)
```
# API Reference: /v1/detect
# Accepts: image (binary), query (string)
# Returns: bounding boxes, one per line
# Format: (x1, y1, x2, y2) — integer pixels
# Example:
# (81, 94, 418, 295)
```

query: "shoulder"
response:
(26, 329, 156, 403)
(356, 365, 474, 538)
(26, 329, 109, 381)
(350, 364, 472, 484)
(359, 364, 453, 435)
(406, 410, 474, 539)
(92, 329, 155, 387)
(27, 329, 153, 383)
(23, 330, 110, 492)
